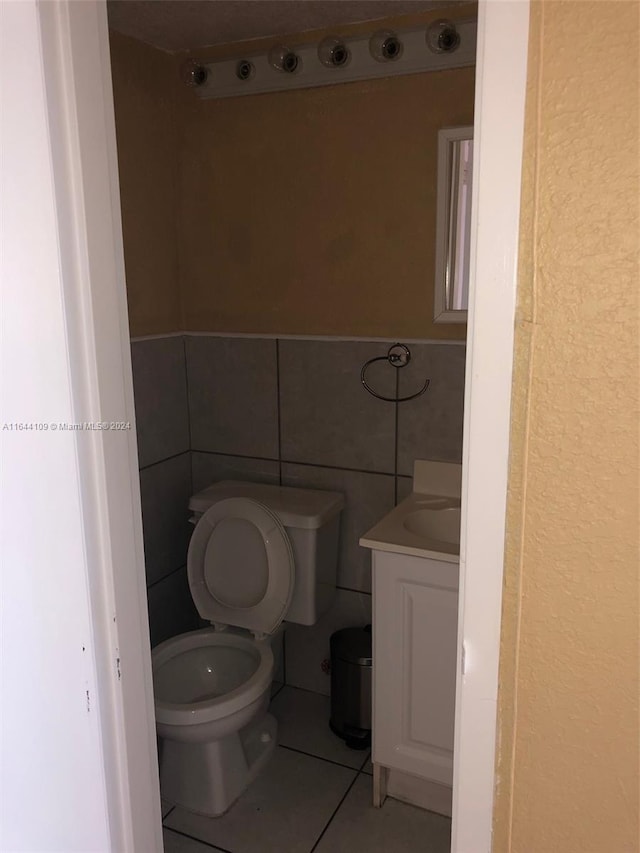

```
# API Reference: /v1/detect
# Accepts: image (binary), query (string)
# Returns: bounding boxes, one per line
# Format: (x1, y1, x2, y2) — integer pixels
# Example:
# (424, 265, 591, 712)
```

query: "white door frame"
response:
(453, 2, 530, 851)
(3, 0, 529, 849)
(41, 2, 165, 847)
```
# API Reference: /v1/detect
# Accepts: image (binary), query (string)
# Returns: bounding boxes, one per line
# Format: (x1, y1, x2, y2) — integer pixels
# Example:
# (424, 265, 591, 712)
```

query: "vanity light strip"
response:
(191, 21, 477, 100)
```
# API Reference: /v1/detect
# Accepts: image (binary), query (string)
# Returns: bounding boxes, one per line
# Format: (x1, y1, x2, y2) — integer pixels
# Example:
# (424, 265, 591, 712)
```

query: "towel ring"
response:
(360, 344, 430, 403)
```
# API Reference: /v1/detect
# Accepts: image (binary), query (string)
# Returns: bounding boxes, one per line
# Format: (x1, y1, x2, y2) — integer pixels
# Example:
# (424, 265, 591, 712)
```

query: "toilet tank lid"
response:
(189, 480, 344, 530)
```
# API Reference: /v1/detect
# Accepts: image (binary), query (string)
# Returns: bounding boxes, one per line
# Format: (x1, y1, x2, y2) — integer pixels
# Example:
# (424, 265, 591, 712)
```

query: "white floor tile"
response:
(314, 775, 451, 853)
(163, 827, 226, 852)
(165, 746, 356, 853)
(270, 686, 367, 770)
(361, 756, 373, 775)
(162, 798, 175, 819)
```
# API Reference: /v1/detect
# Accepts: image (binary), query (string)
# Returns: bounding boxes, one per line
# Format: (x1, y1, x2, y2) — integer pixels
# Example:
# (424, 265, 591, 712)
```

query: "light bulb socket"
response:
(369, 30, 403, 63)
(318, 36, 351, 69)
(180, 59, 208, 87)
(269, 45, 301, 74)
(426, 20, 461, 54)
(236, 59, 255, 81)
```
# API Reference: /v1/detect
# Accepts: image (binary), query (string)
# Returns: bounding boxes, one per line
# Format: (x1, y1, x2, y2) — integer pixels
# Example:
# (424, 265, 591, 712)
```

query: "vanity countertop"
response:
(359, 491, 460, 563)
(359, 459, 462, 562)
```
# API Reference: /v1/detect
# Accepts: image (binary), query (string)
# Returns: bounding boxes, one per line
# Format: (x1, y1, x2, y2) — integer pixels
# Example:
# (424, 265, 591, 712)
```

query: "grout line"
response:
(182, 336, 193, 451)
(191, 449, 279, 464)
(147, 563, 186, 591)
(280, 458, 395, 479)
(139, 449, 191, 473)
(130, 331, 185, 342)
(358, 751, 372, 772)
(309, 770, 360, 853)
(282, 626, 287, 685)
(270, 682, 286, 701)
(190, 449, 396, 480)
(274, 683, 328, 699)
(275, 338, 283, 486)
(162, 805, 176, 821)
(394, 369, 400, 505)
(335, 584, 371, 597)
(279, 683, 321, 698)
(278, 743, 365, 773)
(163, 826, 233, 853)
(183, 335, 195, 497)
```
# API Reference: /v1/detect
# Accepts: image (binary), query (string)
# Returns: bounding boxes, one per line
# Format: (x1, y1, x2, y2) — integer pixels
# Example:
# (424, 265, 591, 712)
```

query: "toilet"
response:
(151, 480, 343, 817)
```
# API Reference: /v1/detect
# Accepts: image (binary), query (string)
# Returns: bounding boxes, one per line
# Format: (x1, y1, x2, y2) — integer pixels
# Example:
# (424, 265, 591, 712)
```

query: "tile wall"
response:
(131, 336, 200, 646)
(132, 334, 466, 691)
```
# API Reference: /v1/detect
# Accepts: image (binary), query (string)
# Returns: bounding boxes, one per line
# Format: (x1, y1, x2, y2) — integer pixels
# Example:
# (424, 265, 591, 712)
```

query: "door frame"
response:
(19, 0, 530, 849)
(29, 1, 163, 849)
(453, 2, 530, 851)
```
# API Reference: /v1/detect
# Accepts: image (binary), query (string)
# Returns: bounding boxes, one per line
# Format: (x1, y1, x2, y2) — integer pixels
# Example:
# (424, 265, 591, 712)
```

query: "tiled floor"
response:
(162, 686, 451, 853)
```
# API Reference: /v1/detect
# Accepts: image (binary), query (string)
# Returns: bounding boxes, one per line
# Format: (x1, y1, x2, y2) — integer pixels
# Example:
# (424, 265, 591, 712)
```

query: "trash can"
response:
(329, 625, 372, 750)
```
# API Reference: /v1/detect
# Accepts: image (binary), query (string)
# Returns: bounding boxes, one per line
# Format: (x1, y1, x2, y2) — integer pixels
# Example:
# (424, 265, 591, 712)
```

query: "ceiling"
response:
(107, 0, 451, 53)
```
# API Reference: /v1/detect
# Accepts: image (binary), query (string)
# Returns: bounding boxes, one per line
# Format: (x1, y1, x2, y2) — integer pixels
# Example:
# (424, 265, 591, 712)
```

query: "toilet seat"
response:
(187, 497, 295, 636)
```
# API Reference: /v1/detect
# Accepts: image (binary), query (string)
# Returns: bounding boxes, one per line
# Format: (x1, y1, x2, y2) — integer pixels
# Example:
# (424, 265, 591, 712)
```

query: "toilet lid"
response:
(187, 497, 295, 635)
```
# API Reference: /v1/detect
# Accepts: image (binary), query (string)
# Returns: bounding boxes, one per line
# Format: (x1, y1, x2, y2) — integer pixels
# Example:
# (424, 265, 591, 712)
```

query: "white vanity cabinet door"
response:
(372, 550, 459, 786)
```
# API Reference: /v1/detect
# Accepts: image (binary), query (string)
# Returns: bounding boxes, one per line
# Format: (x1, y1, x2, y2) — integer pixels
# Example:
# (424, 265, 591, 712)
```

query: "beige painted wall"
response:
(110, 31, 181, 336)
(111, 8, 475, 339)
(495, 2, 639, 851)
(177, 69, 473, 339)
(174, 5, 475, 340)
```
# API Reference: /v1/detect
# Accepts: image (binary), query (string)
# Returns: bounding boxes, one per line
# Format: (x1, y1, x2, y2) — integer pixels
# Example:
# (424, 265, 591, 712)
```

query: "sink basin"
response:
(359, 461, 462, 560)
(403, 507, 461, 545)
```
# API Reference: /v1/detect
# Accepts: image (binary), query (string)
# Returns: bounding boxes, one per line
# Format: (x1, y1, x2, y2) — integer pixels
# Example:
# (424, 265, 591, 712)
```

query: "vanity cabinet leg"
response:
(372, 763, 388, 808)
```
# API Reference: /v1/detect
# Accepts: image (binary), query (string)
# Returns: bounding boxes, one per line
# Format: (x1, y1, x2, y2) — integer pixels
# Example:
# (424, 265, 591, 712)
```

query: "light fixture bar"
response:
(193, 21, 477, 100)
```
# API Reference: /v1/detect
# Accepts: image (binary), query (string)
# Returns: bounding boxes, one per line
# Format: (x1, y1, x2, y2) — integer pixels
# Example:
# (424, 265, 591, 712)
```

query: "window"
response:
(433, 126, 473, 323)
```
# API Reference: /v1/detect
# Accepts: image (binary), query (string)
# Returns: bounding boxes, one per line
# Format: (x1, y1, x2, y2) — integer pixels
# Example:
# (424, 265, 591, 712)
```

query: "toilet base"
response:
(160, 712, 277, 817)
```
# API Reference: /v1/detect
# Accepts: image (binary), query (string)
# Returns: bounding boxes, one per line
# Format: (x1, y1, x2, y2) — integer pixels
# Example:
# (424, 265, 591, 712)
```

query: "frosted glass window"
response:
(434, 126, 473, 324)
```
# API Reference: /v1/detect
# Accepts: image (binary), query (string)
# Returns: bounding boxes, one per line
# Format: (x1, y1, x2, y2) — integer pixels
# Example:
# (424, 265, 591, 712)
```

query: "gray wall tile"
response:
(186, 336, 278, 458)
(147, 567, 201, 647)
(132, 334, 466, 682)
(139, 452, 193, 587)
(191, 451, 280, 493)
(284, 589, 372, 696)
(396, 475, 413, 504)
(279, 340, 396, 473)
(272, 626, 285, 685)
(282, 463, 394, 594)
(131, 337, 190, 468)
(397, 344, 466, 475)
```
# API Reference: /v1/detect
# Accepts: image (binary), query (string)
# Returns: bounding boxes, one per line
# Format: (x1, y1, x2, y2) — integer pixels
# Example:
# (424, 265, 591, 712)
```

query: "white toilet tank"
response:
(188, 481, 344, 626)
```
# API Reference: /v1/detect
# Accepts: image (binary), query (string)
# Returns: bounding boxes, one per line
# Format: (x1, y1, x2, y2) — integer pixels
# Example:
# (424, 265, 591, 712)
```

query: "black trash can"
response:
(329, 625, 372, 750)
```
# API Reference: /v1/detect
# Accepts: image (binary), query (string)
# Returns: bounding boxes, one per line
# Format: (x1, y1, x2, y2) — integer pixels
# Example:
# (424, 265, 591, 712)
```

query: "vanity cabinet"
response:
(371, 549, 459, 791)
(360, 459, 462, 814)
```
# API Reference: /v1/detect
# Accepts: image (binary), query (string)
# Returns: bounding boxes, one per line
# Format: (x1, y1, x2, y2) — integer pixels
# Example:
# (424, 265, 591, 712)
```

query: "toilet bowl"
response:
(154, 629, 274, 741)
(152, 628, 276, 816)
(151, 482, 343, 817)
